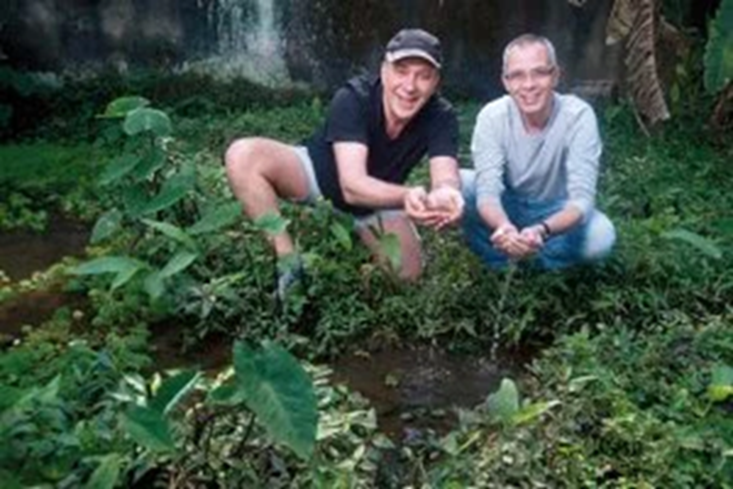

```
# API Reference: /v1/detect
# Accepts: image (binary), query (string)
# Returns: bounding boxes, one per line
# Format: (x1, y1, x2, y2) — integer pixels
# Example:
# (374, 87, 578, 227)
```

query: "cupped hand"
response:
(405, 186, 444, 227)
(425, 186, 465, 229)
(519, 225, 545, 251)
(491, 223, 536, 259)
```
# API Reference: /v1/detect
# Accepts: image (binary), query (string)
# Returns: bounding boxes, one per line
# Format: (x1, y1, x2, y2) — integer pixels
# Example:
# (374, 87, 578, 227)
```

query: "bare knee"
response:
(224, 138, 267, 183)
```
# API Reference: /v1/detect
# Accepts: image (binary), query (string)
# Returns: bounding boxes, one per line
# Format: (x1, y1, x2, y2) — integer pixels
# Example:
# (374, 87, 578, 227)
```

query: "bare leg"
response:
(357, 214, 423, 281)
(224, 137, 310, 257)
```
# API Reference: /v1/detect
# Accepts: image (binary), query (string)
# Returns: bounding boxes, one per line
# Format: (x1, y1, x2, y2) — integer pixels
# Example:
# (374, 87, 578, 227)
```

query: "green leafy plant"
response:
(704, 0, 733, 95)
(70, 97, 250, 333)
(209, 341, 319, 460)
(485, 378, 560, 426)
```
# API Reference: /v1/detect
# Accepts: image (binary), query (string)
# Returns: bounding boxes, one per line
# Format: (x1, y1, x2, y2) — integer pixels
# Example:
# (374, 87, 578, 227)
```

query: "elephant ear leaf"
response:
(233, 341, 318, 460)
(704, 0, 733, 94)
(123, 108, 172, 137)
(99, 96, 150, 119)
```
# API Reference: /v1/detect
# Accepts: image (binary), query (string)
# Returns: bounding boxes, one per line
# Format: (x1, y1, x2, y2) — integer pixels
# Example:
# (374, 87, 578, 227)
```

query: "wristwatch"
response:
(540, 221, 552, 239)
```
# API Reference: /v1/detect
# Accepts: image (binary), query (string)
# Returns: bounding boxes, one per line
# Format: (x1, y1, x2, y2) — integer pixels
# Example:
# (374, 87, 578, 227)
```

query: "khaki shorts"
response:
(291, 145, 406, 229)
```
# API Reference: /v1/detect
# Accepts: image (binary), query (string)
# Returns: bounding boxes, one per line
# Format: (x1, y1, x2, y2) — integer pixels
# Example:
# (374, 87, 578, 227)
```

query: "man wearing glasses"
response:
(461, 34, 616, 269)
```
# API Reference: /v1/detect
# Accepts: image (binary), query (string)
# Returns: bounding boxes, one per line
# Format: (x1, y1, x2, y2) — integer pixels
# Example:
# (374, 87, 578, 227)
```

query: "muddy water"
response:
(0, 216, 89, 281)
(145, 329, 532, 440)
(148, 323, 232, 373)
(332, 345, 530, 440)
(0, 215, 89, 342)
(0, 289, 86, 344)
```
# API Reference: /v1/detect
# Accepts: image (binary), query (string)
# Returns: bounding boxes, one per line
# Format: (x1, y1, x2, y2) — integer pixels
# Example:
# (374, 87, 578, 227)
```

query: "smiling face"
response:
(502, 41, 559, 127)
(380, 57, 440, 131)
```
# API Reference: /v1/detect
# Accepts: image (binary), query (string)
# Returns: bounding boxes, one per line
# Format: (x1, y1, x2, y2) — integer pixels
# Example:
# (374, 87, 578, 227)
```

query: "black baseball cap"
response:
(385, 28, 442, 69)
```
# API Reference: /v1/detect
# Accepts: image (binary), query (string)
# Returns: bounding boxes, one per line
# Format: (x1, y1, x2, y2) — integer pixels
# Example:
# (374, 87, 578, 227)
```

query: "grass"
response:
(0, 143, 102, 190)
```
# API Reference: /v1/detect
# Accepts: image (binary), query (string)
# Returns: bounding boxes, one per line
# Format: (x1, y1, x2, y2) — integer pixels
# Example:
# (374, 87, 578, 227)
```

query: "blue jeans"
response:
(460, 170, 616, 270)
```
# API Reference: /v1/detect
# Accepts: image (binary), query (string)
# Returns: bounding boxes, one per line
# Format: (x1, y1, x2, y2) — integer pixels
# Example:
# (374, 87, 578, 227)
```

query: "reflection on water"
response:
(0, 216, 89, 342)
(0, 289, 86, 343)
(332, 345, 531, 440)
(0, 216, 89, 281)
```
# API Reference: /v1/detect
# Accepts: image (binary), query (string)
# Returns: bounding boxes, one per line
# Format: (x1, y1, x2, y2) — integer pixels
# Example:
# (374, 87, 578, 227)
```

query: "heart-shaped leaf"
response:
(233, 341, 318, 460)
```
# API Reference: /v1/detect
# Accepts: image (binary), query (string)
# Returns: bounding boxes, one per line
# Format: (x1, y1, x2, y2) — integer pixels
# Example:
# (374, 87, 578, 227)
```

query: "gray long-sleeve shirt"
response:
(471, 93, 601, 218)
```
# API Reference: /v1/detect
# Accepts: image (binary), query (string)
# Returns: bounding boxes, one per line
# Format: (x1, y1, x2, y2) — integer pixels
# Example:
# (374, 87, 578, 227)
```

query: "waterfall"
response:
(185, 0, 289, 86)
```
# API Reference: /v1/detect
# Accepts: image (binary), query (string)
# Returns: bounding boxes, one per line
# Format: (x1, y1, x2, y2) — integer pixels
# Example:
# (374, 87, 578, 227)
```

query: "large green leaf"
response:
(111, 263, 144, 290)
(141, 219, 197, 250)
(149, 370, 201, 415)
(159, 251, 199, 279)
(90, 208, 123, 244)
(123, 108, 172, 137)
(132, 146, 167, 180)
(187, 202, 243, 235)
(486, 378, 520, 423)
(140, 165, 195, 215)
(71, 256, 144, 276)
(123, 185, 149, 218)
(207, 377, 248, 405)
(84, 454, 122, 489)
(143, 272, 165, 301)
(511, 400, 561, 425)
(661, 229, 723, 260)
(122, 406, 175, 453)
(233, 341, 318, 460)
(99, 96, 150, 119)
(15, 375, 61, 409)
(704, 0, 733, 94)
(70, 256, 146, 290)
(99, 154, 142, 186)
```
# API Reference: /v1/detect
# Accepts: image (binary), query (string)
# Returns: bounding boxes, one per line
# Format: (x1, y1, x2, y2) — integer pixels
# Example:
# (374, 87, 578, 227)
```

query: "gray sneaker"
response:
(276, 254, 305, 301)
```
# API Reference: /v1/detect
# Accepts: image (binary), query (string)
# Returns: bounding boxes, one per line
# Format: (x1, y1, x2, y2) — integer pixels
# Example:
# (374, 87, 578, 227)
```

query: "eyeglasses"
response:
(503, 66, 556, 83)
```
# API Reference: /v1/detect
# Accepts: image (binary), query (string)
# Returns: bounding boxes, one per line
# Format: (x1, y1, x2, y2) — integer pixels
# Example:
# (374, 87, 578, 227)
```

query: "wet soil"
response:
(332, 345, 532, 440)
(0, 215, 90, 342)
(147, 322, 232, 373)
(145, 328, 534, 441)
(0, 288, 87, 344)
(0, 216, 536, 441)
(0, 215, 89, 281)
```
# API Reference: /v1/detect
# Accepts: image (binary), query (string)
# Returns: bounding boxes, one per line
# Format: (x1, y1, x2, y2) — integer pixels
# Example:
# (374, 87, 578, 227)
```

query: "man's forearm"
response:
(429, 156, 461, 191)
(537, 203, 583, 236)
(341, 176, 410, 208)
(478, 201, 512, 230)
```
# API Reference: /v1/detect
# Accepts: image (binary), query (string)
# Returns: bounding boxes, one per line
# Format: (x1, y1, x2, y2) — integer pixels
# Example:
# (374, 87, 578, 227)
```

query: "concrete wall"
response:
(0, 0, 620, 99)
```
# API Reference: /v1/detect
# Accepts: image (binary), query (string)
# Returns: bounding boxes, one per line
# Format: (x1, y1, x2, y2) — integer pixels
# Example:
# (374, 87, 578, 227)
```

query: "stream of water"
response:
(0, 215, 89, 342)
(190, 0, 289, 84)
(0, 216, 88, 282)
(0, 213, 533, 440)
(331, 345, 530, 439)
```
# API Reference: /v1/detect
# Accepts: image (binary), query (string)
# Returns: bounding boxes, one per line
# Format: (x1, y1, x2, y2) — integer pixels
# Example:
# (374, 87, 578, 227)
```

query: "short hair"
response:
(502, 34, 557, 75)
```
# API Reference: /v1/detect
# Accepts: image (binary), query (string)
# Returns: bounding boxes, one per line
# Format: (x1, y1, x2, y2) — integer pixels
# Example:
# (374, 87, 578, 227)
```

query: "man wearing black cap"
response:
(225, 28, 463, 298)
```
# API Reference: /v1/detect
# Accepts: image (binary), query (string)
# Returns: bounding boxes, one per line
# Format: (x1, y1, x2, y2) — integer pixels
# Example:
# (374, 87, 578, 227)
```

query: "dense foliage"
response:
(0, 67, 732, 486)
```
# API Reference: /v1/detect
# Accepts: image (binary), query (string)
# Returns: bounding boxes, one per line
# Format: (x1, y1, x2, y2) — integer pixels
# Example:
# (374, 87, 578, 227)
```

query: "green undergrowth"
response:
(0, 143, 106, 230)
(0, 67, 317, 142)
(0, 81, 731, 486)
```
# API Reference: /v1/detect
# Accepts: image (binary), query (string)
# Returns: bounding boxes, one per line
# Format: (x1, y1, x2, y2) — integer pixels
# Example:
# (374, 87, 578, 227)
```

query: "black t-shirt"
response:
(305, 75, 459, 216)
